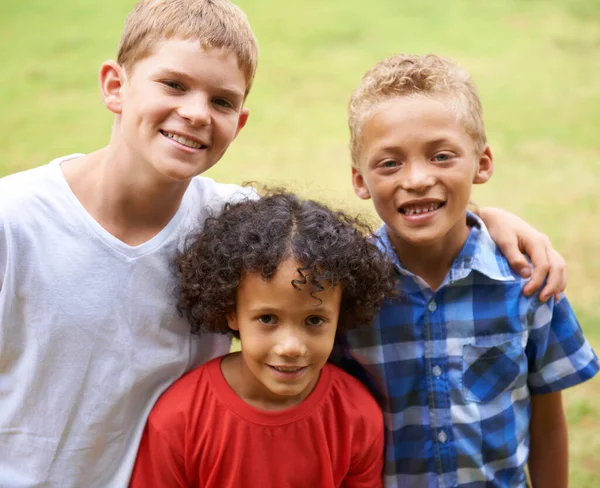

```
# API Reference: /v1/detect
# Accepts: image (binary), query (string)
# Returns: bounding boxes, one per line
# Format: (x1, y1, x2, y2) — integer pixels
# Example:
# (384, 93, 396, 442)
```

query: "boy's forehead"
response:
(361, 96, 466, 142)
(128, 37, 249, 93)
(370, 94, 458, 121)
(237, 265, 342, 310)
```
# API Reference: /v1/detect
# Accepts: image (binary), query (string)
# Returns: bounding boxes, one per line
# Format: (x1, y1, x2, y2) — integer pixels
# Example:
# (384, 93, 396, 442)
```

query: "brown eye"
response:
(306, 316, 325, 327)
(257, 314, 277, 325)
(213, 98, 235, 109)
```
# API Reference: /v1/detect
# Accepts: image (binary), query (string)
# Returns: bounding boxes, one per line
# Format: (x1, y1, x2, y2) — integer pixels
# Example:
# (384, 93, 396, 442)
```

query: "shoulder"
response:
(180, 178, 258, 237)
(0, 155, 82, 219)
(186, 176, 257, 209)
(372, 224, 400, 262)
(146, 359, 215, 429)
(467, 219, 533, 294)
(0, 162, 55, 208)
(325, 363, 383, 425)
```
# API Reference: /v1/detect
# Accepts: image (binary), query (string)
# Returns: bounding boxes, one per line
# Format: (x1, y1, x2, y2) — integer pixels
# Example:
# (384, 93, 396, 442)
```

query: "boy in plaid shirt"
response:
(341, 54, 599, 487)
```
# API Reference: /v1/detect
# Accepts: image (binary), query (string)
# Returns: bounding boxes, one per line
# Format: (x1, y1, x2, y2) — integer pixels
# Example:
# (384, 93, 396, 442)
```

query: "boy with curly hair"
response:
(130, 190, 396, 487)
(0, 0, 571, 486)
(342, 53, 599, 487)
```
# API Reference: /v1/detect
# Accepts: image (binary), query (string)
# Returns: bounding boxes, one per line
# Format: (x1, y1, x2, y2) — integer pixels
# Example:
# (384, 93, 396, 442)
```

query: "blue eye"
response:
(257, 314, 277, 325)
(433, 153, 452, 162)
(382, 160, 398, 168)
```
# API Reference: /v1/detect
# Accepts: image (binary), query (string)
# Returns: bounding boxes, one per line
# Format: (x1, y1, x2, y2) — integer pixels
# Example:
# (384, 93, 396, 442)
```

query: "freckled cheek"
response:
(372, 193, 395, 211)
(447, 177, 473, 199)
(374, 178, 398, 196)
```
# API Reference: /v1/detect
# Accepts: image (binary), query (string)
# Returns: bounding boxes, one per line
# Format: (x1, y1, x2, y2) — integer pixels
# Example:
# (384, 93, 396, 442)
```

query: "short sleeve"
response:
(343, 391, 385, 488)
(0, 214, 6, 290)
(526, 295, 599, 395)
(129, 414, 188, 488)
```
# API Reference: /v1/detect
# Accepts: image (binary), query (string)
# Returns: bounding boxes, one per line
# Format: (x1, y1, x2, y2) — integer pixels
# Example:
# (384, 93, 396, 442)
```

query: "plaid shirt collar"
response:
(374, 211, 515, 289)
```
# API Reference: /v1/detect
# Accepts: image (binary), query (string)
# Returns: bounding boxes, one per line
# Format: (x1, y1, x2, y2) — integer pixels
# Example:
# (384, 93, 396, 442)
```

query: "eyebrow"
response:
(156, 68, 245, 100)
(424, 137, 457, 148)
(246, 305, 338, 315)
(373, 137, 458, 154)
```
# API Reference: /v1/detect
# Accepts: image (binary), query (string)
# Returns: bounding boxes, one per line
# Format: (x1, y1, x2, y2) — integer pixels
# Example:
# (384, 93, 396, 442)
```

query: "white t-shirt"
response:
(0, 155, 250, 487)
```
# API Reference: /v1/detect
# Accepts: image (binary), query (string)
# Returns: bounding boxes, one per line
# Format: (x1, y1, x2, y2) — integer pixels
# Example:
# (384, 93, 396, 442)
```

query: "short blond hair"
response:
(348, 54, 486, 167)
(117, 0, 259, 96)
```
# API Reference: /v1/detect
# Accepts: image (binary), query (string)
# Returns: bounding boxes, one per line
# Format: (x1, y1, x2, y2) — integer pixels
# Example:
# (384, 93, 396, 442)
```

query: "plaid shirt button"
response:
(432, 365, 442, 377)
(437, 431, 448, 443)
(428, 300, 437, 312)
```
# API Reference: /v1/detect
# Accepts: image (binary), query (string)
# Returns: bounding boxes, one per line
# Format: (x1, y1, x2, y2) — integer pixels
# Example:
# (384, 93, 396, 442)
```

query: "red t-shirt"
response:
(130, 356, 383, 488)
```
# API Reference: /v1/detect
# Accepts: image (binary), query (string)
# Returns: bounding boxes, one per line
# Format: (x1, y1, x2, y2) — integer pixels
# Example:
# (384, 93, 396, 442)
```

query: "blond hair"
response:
(117, 0, 259, 96)
(348, 54, 486, 167)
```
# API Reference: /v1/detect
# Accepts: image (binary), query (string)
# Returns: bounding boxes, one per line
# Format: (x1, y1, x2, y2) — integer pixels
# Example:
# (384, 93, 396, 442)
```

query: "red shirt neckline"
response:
(207, 355, 332, 426)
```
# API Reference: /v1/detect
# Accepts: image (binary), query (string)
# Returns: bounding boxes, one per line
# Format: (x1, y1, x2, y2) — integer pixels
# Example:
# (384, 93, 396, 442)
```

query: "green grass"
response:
(2, 0, 599, 484)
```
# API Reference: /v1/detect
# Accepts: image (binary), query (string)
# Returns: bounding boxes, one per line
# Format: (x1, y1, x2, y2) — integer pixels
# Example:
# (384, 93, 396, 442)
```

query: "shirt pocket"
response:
(462, 338, 525, 404)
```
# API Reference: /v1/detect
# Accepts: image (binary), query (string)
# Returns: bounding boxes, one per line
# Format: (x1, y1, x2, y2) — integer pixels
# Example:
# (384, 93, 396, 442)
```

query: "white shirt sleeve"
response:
(0, 215, 6, 290)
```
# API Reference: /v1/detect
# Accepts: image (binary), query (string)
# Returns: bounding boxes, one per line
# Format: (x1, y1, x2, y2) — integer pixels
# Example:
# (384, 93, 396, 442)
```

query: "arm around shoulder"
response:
(479, 207, 567, 300)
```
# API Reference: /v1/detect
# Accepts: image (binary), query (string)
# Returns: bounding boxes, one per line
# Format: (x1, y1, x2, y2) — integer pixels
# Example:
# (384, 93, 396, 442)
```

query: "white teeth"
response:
(272, 366, 303, 372)
(163, 131, 204, 149)
(402, 203, 442, 215)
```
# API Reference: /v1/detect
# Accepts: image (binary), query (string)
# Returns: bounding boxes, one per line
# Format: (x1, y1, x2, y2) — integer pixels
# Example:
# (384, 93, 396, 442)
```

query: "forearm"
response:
(528, 392, 568, 488)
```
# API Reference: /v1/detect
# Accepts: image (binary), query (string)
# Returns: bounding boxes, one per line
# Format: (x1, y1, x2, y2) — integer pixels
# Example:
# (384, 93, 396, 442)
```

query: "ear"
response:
(234, 108, 250, 138)
(99, 60, 125, 115)
(226, 313, 239, 332)
(351, 167, 372, 200)
(473, 145, 494, 184)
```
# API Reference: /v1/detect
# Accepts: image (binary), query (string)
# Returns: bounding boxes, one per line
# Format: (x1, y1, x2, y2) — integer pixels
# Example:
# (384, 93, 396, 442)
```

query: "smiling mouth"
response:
(399, 201, 444, 215)
(268, 365, 307, 373)
(160, 130, 207, 150)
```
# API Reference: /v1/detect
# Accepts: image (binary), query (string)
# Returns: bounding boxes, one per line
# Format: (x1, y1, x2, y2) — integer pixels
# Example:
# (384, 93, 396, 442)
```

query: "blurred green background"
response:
(2, 0, 599, 484)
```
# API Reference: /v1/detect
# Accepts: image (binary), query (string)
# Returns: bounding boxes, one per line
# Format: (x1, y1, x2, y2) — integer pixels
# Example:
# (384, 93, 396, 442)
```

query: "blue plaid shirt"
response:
(338, 214, 599, 488)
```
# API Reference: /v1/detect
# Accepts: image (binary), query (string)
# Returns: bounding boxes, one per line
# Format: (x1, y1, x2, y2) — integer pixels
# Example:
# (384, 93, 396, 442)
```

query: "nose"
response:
(400, 160, 435, 192)
(178, 94, 211, 127)
(273, 330, 307, 358)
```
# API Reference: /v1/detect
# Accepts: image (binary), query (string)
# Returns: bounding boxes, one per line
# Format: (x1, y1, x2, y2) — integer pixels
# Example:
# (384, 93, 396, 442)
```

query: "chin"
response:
(392, 228, 447, 248)
(156, 161, 208, 182)
(405, 236, 442, 247)
(274, 386, 309, 399)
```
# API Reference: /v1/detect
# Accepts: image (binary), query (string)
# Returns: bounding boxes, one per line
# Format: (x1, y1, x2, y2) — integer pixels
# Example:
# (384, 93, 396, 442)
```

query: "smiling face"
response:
(103, 38, 249, 183)
(225, 259, 341, 410)
(352, 94, 493, 255)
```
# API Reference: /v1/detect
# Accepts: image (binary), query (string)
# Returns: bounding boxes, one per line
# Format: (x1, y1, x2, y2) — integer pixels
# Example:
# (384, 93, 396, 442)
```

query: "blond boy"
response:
(0, 3, 569, 487)
(344, 54, 598, 487)
(0, 1, 256, 486)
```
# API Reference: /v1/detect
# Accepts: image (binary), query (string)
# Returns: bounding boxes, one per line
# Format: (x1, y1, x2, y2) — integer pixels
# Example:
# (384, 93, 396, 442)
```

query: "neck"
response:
(390, 222, 470, 291)
(61, 145, 190, 246)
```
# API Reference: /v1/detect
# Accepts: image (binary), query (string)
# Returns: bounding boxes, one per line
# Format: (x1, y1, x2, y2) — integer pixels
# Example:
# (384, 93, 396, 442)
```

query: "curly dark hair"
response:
(176, 189, 397, 337)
